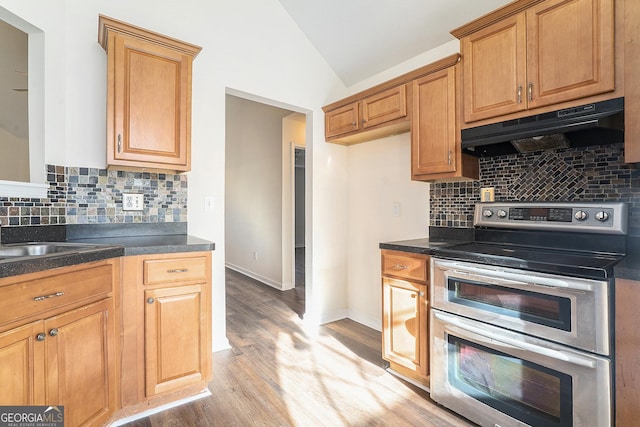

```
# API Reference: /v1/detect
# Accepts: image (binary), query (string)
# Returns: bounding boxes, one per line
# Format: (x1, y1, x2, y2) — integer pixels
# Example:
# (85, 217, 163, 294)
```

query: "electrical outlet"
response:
(252, 251, 258, 261)
(123, 193, 144, 211)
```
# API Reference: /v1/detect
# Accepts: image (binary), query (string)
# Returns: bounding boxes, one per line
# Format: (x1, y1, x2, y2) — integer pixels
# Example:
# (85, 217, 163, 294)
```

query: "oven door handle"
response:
(434, 310, 597, 369)
(437, 260, 594, 291)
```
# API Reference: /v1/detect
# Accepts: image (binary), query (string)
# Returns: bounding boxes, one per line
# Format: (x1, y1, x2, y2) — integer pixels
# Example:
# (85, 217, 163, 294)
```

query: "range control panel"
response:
(474, 202, 628, 235)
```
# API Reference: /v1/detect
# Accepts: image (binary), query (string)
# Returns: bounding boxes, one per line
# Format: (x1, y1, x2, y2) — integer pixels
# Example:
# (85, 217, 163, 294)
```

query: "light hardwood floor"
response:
(121, 266, 474, 427)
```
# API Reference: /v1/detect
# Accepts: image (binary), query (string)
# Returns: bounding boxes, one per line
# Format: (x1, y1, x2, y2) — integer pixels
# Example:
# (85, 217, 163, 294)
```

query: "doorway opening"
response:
(224, 90, 309, 318)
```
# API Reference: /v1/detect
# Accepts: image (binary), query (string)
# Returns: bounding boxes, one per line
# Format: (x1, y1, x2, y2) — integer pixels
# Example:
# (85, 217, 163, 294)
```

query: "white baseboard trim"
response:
(347, 310, 381, 332)
(108, 389, 211, 426)
(225, 262, 284, 291)
(317, 308, 348, 325)
(212, 337, 231, 352)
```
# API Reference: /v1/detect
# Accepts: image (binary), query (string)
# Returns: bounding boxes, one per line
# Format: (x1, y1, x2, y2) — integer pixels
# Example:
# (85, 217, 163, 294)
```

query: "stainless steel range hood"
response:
(461, 97, 624, 157)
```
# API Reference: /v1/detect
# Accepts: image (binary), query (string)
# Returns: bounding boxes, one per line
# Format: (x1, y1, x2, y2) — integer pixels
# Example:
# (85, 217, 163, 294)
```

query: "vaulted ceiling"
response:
(277, 0, 512, 86)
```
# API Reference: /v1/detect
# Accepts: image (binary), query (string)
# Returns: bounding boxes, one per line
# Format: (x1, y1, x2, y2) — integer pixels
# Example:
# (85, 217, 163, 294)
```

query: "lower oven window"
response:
(448, 277, 572, 331)
(448, 335, 573, 426)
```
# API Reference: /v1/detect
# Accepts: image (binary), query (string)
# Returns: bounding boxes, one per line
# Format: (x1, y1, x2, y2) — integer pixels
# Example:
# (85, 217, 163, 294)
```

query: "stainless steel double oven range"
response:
(430, 202, 627, 427)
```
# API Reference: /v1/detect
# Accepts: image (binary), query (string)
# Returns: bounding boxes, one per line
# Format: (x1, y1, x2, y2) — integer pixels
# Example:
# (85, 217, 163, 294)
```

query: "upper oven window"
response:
(447, 277, 572, 331)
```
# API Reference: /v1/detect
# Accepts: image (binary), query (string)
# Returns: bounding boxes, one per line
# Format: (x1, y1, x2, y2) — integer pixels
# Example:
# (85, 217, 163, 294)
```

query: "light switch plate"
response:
(123, 193, 144, 211)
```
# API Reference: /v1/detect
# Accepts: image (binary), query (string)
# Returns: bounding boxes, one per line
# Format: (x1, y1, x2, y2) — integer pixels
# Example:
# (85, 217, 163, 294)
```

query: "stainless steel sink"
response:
(0, 242, 104, 258)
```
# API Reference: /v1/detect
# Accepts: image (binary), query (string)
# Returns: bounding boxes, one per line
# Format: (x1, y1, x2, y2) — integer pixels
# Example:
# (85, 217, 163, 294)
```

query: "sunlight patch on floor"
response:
(275, 330, 418, 426)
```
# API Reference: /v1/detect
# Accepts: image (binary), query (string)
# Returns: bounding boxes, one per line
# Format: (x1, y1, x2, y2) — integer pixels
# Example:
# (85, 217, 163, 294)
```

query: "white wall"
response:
(225, 95, 292, 288)
(346, 134, 429, 330)
(339, 43, 460, 331)
(0, 0, 349, 350)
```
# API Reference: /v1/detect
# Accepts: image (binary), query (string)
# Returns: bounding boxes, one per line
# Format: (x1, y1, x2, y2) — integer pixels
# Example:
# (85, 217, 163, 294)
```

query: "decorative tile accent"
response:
(0, 165, 188, 227)
(430, 143, 640, 228)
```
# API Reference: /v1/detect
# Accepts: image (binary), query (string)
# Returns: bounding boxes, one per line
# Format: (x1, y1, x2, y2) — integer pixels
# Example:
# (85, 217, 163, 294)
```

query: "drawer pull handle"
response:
(49, 328, 59, 337)
(33, 291, 64, 301)
(167, 268, 189, 273)
(36, 333, 46, 342)
(393, 264, 409, 270)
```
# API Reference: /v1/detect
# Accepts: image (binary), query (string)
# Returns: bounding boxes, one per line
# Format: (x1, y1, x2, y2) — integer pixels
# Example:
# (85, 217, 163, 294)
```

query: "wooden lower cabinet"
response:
(615, 278, 640, 424)
(0, 259, 119, 427)
(0, 321, 44, 405)
(45, 298, 117, 427)
(144, 284, 208, 396)
(381, 250, 430, 386)
(120, 251, 212, 415)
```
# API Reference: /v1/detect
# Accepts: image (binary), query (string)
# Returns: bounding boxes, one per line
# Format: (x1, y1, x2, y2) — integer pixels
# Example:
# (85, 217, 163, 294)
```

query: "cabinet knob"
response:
(36, 333, 46, 342)
(49, 328, 59, 337)
(147, 297, 155, 304)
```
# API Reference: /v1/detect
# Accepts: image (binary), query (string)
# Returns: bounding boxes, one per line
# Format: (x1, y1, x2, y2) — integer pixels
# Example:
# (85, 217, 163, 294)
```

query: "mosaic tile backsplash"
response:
(430, 143, 640, 228)
(0, 165, 187, 226)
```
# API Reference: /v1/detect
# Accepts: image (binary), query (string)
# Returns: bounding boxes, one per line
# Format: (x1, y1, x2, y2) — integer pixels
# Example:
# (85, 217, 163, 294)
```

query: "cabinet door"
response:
(0, 321, 44, 405)
(325, 102, 359, 139)
(45, 298, 116, 427)
(110, 33, 191, 170)
(412, 67, 457, 177)
(145, 284, 207, 396)
(362, 85, 407, 129)
(526, 0, 614, 109)
(382, 278, 428, 378)
(462, 13, 527, 122)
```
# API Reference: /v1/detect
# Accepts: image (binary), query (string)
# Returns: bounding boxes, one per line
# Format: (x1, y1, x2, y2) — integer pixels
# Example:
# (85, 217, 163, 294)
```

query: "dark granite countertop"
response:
(614, 255, 640, 281)
(380, 227, 640, 282)
(614, 232, 640, 281)
(0, 223, 215, 279)
(379, 227, 473, 255)
(67, 234, 214, 256)
(379, 237, 467, 254)
(0, 244, 124, 279)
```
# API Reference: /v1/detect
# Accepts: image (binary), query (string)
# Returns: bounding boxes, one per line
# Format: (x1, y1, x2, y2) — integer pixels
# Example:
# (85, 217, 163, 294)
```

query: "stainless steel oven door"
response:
(431, 258, 611, 355)
(431, 310, 612, 427)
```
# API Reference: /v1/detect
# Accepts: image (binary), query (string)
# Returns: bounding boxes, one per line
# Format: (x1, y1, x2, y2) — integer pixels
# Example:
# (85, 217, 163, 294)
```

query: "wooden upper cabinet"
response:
(325, 102, 360, 139)
(412, 67, 458, 177)
(361, 85, 407, 129)
(454, 0, 615, 123)
(323, 84, 409, 144)
(461, 14, 527, 122)
(98, 15, 201, 172)
(411, 60, 478, 182)
(526, 0, 614, 109)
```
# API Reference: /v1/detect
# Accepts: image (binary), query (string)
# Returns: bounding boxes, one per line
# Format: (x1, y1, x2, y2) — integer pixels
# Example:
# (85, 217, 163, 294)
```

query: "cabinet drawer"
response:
(0, 264, 113, 327)
(382, 251, 428, 282)
(143, 256, 207, 285)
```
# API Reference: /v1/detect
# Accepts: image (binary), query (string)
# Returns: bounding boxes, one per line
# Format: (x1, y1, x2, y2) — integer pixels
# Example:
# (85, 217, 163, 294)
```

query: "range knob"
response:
(482, 209, 493, 218)
(595, 211, 610, 222)
(574, 210, 588, 221)
(497, 209, 507, 218)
